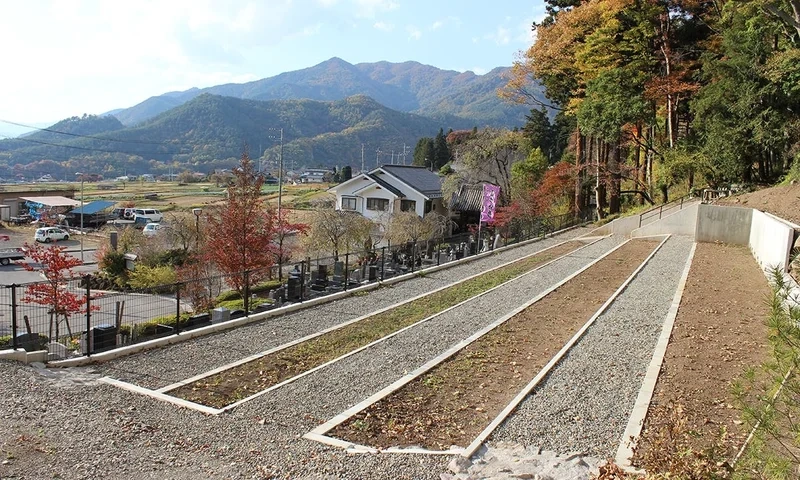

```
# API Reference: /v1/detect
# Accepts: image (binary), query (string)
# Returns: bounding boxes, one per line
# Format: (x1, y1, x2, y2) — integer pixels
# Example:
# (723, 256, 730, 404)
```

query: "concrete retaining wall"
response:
(695, 204, 752, 245)
(587, 215, 642, 237)
(750, 210, 795, 272)
(631, 203, 699, 238)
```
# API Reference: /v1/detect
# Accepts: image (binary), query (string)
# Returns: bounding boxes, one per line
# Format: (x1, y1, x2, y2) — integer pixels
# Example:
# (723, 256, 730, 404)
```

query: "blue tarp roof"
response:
(70, 200, 115, 215)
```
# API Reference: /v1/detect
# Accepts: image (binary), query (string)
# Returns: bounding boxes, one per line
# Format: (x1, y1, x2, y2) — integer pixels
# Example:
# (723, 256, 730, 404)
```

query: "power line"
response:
(0, 118, 183, 146)
(0, 133, 190, 157)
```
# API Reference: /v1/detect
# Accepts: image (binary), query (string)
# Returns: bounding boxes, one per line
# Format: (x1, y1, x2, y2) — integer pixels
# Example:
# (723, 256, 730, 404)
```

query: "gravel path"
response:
(94, 227, 594, 389)
(1, 227, 643, 480)
(490, 235, 694, 459)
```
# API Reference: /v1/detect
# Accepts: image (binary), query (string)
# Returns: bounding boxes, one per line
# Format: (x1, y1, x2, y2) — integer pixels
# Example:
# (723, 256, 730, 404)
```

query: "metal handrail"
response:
(637, 194, 692, 228)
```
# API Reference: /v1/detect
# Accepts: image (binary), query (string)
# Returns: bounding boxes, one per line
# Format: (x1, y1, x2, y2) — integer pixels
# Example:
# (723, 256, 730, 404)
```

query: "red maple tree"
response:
(20, 242, 98, 343)
(203, 150, 279, 296)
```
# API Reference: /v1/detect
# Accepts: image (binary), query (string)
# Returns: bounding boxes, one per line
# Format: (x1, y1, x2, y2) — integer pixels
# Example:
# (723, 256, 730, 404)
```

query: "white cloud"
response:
(472, 67, 488, 75)
(407, 25, 422, 40)
(373, 21, 395, 32)
(353, 0, 399, 18)
(430, 20, 443, 30)
(485, 26, 511, 45)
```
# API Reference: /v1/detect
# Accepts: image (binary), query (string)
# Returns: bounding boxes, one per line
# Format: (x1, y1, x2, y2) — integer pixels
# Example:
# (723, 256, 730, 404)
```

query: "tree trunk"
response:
(596, 139, 608, 219)
(608, 140, 621, 215)
(634, 124, 643, 205)
(574, 128, 584, 217)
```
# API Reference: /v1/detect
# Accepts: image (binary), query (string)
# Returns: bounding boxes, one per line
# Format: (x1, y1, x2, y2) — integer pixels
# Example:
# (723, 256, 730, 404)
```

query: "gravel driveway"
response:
(0, 228, 687, 480)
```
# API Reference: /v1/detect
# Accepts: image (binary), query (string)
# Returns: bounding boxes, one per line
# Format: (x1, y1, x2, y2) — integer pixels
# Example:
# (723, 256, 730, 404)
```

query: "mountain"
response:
(110, 58, 534, 128)
(0, 94, 475, 177)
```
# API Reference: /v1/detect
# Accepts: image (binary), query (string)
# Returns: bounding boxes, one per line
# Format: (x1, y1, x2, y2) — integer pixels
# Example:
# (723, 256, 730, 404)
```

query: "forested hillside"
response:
(504, 0, 800, 217)
(0, 94, 473, 177)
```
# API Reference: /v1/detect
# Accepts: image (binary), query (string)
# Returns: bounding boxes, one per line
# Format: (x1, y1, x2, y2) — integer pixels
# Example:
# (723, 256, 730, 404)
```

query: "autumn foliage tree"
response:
(20, 242, 99, 343)
(202, 150, 278, 298)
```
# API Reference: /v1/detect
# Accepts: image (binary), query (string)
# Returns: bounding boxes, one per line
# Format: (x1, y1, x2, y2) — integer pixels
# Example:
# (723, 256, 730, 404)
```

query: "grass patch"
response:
(170, 241, 584, 408)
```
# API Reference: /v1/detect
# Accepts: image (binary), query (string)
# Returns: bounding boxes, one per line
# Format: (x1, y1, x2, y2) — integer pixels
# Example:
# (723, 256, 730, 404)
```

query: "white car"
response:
(35, 227, 70, 243)
(133, 208, 163, 223)
(142, 222, 163, 237)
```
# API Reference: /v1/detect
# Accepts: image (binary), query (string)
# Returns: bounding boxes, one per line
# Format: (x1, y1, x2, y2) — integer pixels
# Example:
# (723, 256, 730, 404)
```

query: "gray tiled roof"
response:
(379, 165, 442, 199)
(449, 183, 485, 212)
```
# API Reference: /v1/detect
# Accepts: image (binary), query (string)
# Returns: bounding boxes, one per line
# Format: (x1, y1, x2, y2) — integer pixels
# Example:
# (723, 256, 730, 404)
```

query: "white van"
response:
(133, 208, 163, 223)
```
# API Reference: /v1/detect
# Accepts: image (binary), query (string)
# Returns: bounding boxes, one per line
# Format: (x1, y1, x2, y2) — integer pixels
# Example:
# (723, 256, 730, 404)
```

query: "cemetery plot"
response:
(321, 239, 659, 451)
(632, 243, 771, 467)
(167, 240, 592, 409)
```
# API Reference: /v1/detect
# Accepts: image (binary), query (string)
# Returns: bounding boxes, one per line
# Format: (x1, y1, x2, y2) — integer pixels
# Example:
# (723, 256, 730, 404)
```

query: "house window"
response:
(366, 198, 389, 211)
(424, 200, 433, 214)
(400, 200, 416, 212)
(341, 197, 357, 210)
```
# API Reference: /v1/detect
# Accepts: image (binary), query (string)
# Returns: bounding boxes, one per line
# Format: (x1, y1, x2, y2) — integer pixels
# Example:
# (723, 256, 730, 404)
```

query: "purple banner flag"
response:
(480, 183, 500, 223)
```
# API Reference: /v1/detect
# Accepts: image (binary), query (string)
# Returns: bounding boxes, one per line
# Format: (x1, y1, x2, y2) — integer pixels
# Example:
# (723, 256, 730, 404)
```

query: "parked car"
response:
(123, 208, 136, 219)
(35, 227, 70, 243)
(133, 208, 163, 223)
(142, 222, 163, 237)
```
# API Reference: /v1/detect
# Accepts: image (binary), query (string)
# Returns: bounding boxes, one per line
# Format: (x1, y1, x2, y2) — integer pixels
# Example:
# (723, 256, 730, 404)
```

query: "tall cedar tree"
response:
(20, 242, 99, 342)
(203, 150, 278, 297)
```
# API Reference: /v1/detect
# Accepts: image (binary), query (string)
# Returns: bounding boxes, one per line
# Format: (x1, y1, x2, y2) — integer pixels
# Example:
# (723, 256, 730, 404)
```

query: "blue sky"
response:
(0, 0, 546, 131)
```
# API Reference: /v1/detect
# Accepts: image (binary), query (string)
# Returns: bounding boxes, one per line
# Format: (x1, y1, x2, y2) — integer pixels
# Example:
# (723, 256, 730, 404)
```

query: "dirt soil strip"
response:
(167, 239, 592, 409)
(324, 238, 660, 452)
(632, 242, 772, 466)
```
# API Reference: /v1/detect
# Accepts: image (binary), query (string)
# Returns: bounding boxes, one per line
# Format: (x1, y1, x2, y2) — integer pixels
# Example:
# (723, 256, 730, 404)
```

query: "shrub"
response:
(128, 265, 177, 291)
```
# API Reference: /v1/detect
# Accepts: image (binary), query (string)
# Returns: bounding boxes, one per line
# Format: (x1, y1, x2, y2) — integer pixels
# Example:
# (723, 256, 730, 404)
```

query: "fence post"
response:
(301, 257, 309, 301)
(380, 246, 386, 281)
(344, 253, 349, 291)
(680, 196, 684, 209)
(411, 243, 416, 273)
(175, 283, 181, 335)
(85, 275, 92, 355)
(436, 239, 441, 266)
(243, 271, 250, 315)
(10, 285, 18, 350)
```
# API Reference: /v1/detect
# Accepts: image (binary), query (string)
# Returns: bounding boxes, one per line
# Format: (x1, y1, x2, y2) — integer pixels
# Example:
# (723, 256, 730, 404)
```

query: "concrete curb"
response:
(303, 237, 634, 454)
(614, 241, 697, 470)
(461, 235, 670, 459)
(46, 224, 585, 368)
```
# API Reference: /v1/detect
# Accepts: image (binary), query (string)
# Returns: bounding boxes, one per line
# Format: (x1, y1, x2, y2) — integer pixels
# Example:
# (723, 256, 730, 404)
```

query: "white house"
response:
(328, 165, 446, 223)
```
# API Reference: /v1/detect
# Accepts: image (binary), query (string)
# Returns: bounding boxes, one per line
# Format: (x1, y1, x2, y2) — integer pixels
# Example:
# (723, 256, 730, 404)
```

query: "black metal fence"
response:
(0, 213, 583, 359)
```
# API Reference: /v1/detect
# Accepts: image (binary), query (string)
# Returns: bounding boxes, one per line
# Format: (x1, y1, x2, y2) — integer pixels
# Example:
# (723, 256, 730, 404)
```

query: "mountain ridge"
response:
(109, 57, 532, 128)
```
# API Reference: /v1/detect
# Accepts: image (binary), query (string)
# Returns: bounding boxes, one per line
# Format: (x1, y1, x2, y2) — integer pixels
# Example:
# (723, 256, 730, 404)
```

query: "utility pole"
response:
(361, 144, 365, 173)
(376, 148, 381, 168)
(391, 150, 395, 165)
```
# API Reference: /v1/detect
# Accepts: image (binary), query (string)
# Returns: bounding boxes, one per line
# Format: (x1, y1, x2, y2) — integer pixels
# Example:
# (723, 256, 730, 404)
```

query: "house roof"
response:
(21, 196, 82, 207)
(449, 183, 491, 212)
(70, 200, 115, 215)
(378, 165, 442, 199)
(364, 173, 404, 197)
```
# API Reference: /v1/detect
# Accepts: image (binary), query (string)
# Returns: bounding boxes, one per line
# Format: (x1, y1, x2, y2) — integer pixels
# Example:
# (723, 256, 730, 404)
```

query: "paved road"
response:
(0, 228, 182, 339)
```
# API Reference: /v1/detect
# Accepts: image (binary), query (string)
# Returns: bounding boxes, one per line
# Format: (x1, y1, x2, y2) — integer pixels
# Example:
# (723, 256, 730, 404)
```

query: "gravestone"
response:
(46, 342, 68, 361)
(332, 261, 345, 284)
(367, 265, 378, 282)
(287, 277, 301, 300)
(212, 307, 230, 324)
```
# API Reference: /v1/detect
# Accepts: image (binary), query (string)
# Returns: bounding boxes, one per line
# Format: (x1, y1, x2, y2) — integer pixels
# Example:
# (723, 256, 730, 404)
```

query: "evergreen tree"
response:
(433, 128, 450, 170)
(413, 137, 435, 168)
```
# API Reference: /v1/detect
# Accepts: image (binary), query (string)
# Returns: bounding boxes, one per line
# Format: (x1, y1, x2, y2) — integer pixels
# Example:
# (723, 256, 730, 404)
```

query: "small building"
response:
(328, 165, 446, 223)
(0, 189, 76, 217)
(300, 168, 331, 183)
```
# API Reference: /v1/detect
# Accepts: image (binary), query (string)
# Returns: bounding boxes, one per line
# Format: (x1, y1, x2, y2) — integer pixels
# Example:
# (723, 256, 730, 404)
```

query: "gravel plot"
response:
(490, 235, 694, 458)
(95, 227, 594, 389)
(1, 227, 629, 480)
